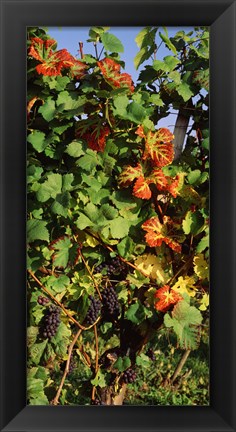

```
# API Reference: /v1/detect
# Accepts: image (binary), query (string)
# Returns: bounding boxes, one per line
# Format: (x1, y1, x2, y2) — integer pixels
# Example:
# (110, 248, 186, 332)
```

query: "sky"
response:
(47, 26, 195, 132)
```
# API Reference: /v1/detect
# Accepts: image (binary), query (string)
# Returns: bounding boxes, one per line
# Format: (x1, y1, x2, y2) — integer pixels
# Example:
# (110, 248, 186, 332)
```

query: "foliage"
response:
(27, 25, 209, 406)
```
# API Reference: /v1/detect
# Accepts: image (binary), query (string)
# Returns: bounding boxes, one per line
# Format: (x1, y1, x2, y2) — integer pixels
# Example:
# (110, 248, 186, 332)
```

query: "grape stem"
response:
(28, 269, 101, 331)
(91, 324, 99, 401)
(51, 328, 82, 405)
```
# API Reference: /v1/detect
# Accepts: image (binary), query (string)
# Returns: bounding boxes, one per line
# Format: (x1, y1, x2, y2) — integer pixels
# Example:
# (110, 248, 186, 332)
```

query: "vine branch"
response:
(51, 328, 82, 405)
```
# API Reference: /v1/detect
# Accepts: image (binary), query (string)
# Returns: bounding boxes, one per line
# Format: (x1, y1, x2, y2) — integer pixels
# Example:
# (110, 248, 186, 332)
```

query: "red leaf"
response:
(97, 58, 134, 92)
(118, 163, 143, 187)
(149, 168, 168, 192)
(154, 285, 183, 312)
(168, 173, 184, 198)
(79, 123, 110, 152)
(133, 176, 152, 199)
(142, 216, 181, 252)
(137, 127, 174, 167)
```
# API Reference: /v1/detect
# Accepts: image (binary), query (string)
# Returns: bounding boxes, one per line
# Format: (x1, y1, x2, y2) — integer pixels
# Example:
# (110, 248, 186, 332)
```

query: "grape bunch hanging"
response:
(102, 286, 120, 321)
(94, 256, 128, 279)
(122, 368, 137, 384)
(85, 295, 102, 325)
(41, 305, 61, 339)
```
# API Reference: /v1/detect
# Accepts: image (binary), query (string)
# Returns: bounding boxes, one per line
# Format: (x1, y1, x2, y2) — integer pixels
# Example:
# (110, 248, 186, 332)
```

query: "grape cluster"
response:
(146, 348, 156, 361)
(37, 295, 49, 306)
(68, 355, 77, 375)
(122, 368, 137, 384)
(94, 257, 128, 279)
(85, 295, 101, 325)
(41, 305, 61, 339)
(102, 286, 120, 321)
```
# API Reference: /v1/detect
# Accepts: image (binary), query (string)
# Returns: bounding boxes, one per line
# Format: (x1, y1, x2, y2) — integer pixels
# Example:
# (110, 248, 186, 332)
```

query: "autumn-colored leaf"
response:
(29, 38, 87, 78)
(142, 216, 181, 252)
(97, 57, 134, 92)
(133, 176, 152, 199)
(148, 168, 168, 192)
(136, 126, 174, 167)
(143, 128, 174, 167)
(118, 163, 143, 187)
(154, 285, 183, 313)
(78, 123, 110, 152)
(167, 173, 185, 197)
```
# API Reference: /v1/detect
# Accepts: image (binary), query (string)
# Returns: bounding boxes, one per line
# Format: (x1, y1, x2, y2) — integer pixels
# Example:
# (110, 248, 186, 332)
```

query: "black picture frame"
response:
(0, 0, 235, 431)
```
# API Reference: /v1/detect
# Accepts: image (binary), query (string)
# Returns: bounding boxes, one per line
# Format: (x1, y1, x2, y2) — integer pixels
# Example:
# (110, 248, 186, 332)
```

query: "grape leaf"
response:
(101, 32, 124, 53)
(65, 141, 85, 158)
(164, 300, 202, 350)
(38, 97, 56, 121)
(109, 217, 130, 239)
(113, 356, 131, 372)
(27, 219, 49, 243)
(27, 131, 47, 153)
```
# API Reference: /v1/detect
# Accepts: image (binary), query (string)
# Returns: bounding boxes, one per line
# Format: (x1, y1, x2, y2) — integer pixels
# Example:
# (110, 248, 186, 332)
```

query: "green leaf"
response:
(27, 219, 49, 243)
(101, 32, 124, 53)
(37, 173, 62, 202)
(176, 82, 194, 102)
(113, 95, 129, 117)
(62, 174, 74, 192)
(196, 234, 209, 253)
(168, 71, 181, 84)
(65, 141, 85, 158)
(164, 300, 202, 350)
(100, 204, 118, 220)
(117, 236, 135, 259)
(49, 76, 70, 91)
(56, 91, 86, 112)
(127, 102, 146, 123)
(76, 213, 94, 230)
(51, 322, 71, 345)
(113, 356, 131, 372)
(51, 236, 71, 268)
(90, 369, 107, 388)
(187, 169, 202, 185)
(51, 191, 70, 217)
(136, 353, 150, 369)
(109, 217, 130, 239)
(182, 211, 204, 235)
(28, 339, 48, 365)
(27, 326, 39, 348)
(163, 55, 180, 70)
(45, 275, 70, 293)
(27, 131, 47, 153)
(38, 98, 56, 122)
(135, 27, 151, 48)
(27, 165, 43, 184)
(134, 47, 153, 70)
(27, 376, 49, 405)
(202, 137, 209, 150)
(125, 301, 150, 325)
(77, 152, 101, 172)
(159, 32, 177, 54)
(150, 94, 164, 107)
(153, 60, 170, 73)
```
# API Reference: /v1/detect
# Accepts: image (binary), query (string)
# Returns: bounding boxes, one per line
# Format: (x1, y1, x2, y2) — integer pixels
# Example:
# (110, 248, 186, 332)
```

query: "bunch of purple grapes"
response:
(94, 256, 128, 279)
(68, 355, 77, 375)
(41, 305, 61, 339)
(102, 286, 120, 321)
(85, 295, 101, 325)
(37, 295, 49, 306)
(122, 368, 137, 384)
